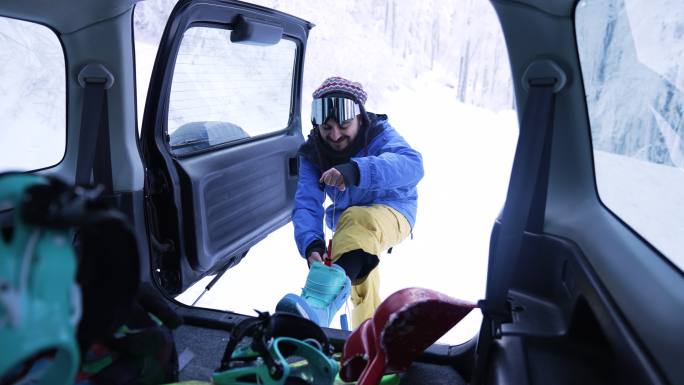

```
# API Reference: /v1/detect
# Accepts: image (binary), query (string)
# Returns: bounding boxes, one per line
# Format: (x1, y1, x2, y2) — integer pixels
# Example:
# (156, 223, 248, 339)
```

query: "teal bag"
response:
(0, 173, 81, 385)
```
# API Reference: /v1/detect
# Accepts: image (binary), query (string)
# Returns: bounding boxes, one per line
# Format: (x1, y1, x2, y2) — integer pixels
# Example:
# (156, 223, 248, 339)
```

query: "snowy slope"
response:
(175, 74, 519, 344)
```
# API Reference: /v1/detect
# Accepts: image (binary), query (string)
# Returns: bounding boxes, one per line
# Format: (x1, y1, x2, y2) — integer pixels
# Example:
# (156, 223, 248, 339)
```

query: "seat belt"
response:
(74, 64, 114, 192)
(473, 60, 565, 383)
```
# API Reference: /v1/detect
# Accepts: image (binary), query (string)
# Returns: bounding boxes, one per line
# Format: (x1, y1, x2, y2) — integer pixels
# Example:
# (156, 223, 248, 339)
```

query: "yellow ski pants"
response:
(329, 204, 411, 329)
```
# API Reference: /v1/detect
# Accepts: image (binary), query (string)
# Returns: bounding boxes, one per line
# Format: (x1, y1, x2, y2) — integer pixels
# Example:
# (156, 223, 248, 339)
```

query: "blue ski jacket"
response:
(292, 114, 423, 258)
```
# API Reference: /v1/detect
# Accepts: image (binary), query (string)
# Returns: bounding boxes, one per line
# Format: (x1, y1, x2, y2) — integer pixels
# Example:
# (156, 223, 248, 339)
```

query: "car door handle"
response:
(288, 157, 298, 176)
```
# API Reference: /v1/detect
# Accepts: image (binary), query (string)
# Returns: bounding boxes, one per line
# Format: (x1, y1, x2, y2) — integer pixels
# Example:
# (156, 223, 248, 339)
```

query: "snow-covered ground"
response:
(136, 0, 519, 344)
(174, 73, 519, 344)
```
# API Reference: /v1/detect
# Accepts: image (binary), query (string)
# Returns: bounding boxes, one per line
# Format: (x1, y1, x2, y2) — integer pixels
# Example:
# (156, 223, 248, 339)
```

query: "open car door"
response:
(140, 0, 312, 296)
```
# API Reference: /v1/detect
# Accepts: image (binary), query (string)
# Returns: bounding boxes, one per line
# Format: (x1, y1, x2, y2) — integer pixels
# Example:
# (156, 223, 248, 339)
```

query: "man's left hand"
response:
(320, 168, 346, 191)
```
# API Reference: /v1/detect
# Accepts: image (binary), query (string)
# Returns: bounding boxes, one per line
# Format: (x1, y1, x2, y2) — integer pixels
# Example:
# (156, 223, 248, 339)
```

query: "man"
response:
(276, 77, 423, 329)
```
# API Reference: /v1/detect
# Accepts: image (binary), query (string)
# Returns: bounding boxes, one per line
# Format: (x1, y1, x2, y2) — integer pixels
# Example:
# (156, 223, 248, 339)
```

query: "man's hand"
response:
(319, 168, 346, 191)
(307, 251, 328, 267)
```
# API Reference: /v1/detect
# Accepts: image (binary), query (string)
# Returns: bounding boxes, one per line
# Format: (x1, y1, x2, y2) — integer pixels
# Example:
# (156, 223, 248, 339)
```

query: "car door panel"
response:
(141, 0, 312, 294)
(175, 133, 300, 273)
(485, 229, 662, 385)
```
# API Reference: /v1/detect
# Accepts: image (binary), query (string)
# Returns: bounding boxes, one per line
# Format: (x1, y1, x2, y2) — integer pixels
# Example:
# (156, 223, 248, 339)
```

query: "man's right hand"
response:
(307, 251, 328, 267)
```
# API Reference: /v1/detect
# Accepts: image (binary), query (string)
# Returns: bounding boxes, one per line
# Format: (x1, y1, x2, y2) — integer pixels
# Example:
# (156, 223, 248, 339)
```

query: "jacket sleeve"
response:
(352, 131, 424, 190)
(292, 156, 326, 258)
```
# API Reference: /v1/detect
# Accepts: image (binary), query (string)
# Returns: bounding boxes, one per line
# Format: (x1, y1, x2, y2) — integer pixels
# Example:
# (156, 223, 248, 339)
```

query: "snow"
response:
(134, 0, 518, 344)
(576, 0, 684, 166)
(135, 41, 157, 131)
(174, 72, 519, 344)
(595, 150, 684, 266)
(133, 0, 514, 115)
(625, 0, 684, 93)
(576, 0, 684, 269)
(131, 0, 681, 343)
(0, 18, 65, 172)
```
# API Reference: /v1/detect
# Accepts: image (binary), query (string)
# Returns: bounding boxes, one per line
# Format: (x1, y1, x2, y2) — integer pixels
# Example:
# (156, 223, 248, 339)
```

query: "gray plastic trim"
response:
(521, 59, 567, 93)
(77, 63, 115, 89)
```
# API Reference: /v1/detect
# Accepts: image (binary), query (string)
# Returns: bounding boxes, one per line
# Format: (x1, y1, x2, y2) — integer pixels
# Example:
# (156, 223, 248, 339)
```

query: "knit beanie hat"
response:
(312, 76, 368, 105)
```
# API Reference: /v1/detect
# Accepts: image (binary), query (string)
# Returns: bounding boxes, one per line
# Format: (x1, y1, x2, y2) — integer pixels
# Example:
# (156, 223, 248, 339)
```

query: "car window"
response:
(576, 0, 684, 269)
(0, 17, 65, 172)
(167, 27, 296, 156)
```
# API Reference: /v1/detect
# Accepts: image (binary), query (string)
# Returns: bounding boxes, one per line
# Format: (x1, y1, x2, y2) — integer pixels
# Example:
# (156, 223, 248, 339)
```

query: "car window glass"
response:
(0, 17, 65, 172)
(167, 27, 296, 155)
(576, 0, 684, 269)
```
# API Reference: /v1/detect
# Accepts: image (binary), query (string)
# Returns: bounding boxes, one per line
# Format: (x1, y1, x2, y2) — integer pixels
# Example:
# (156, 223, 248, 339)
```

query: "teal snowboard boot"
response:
(276, 262, 351, 328)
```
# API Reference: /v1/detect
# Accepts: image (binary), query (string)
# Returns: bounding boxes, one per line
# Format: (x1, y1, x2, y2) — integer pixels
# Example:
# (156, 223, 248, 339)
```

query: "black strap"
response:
(74, 80, 113, 192)
(218, 311, 333, 373)
(487, 79, 556, 312)
(473, 80, 557, 383)
(218, 315, 264, 371)
(267, 312, 332, 355)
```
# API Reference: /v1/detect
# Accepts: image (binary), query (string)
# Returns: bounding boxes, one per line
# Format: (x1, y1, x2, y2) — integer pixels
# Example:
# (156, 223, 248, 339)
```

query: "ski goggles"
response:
(311, 97, 360, 126)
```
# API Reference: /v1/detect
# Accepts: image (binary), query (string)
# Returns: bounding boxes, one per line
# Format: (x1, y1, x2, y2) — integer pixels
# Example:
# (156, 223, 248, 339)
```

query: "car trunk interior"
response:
(164, 224, 647, 384)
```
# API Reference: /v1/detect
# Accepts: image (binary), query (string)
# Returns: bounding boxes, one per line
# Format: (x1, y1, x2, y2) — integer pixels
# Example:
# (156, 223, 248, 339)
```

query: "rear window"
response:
(167, 27, 297, 156)
(0, 17, 66, 172)
(576, 0, 684, 269)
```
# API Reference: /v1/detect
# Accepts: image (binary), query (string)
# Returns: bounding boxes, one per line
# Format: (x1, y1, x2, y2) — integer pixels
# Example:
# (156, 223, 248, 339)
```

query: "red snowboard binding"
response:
(340, 287, 476, 385)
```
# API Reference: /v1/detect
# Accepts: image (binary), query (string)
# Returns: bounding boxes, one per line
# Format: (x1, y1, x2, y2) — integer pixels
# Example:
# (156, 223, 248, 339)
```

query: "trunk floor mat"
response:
(174, 325, 466, 385)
